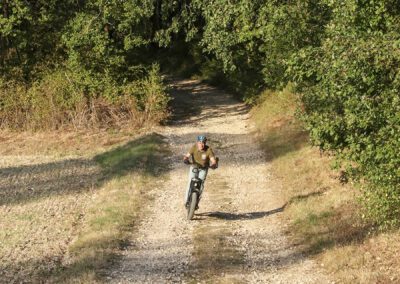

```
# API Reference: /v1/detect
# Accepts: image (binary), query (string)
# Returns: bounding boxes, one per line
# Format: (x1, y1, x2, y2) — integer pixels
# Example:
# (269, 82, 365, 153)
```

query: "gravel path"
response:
(109, 80, 331, 283)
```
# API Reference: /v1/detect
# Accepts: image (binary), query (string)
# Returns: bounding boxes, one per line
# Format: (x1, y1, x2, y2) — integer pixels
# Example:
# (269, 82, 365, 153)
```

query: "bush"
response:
(0, 64, 169, 131)
(289, 0, 400, 227)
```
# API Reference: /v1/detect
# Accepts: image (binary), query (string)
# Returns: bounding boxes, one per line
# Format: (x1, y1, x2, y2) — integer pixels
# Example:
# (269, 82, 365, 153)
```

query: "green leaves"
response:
(0, 0, 171, 130)
(290, 0, 400, 227)
(1, 0, 399, 226)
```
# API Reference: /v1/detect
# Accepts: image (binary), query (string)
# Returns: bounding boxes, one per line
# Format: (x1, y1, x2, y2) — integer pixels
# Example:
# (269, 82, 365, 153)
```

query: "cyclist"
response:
(183, 135, 218, 208)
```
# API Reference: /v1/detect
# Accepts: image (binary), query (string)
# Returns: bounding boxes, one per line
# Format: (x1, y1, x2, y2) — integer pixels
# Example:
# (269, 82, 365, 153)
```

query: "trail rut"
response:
(109, 80, 331, 283)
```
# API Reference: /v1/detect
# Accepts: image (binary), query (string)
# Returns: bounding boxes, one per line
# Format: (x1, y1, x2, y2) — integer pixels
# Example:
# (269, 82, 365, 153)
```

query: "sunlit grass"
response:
(0, 131, 169, 283)
(94, 133, 167, 176)
(252, 87, 400, 282)
(50, 133, 169, 283)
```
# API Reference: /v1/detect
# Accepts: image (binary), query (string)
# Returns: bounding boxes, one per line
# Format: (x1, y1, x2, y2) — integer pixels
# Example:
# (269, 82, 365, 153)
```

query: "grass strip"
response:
(49, 132, 169, 283)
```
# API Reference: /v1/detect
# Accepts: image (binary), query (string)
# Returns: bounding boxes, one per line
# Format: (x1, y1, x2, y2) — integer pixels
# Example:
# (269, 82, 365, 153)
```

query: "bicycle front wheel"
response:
(187, 191, 198, 220)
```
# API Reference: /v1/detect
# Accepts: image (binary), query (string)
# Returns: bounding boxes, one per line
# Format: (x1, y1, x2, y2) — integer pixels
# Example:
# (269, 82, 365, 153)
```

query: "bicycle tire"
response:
(187, 191, 198, 220)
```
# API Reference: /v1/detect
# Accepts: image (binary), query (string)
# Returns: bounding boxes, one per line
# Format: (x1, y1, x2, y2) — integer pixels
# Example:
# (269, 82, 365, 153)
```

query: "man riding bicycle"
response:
(183, 135, 218, 208)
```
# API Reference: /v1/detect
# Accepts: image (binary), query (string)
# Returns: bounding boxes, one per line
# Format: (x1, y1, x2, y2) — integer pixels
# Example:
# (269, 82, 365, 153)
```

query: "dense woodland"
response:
(0, 0, 399, 225)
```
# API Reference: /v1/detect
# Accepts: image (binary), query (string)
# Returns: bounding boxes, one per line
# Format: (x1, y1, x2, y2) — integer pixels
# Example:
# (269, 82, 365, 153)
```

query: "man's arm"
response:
(210, 156, 217, 166)
(184, 145, 194, 163)
(209, 148, 218, 168)
(183, 152, 191, 163)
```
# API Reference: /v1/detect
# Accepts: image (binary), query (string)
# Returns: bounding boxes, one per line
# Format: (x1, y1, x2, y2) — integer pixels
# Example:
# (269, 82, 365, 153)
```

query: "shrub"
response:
(289, 0, 400, 227)
(0, 65, 168, 131)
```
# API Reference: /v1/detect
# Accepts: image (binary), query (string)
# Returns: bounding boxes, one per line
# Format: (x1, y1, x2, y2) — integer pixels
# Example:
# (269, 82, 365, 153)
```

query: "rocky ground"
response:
(108, 80, 331, 283)
(0, 154, 100, 282)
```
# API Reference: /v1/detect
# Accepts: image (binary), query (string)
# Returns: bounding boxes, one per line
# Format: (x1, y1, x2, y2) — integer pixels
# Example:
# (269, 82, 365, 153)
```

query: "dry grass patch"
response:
(252, 88, 400, 283)
(0, 128, 146, 156)
(0, 154, 100, 282)
(51, 172, 163, 283)
(0, 131, 169, 283)
(321, 232, 400, 283)
(0, 68, 169, 132)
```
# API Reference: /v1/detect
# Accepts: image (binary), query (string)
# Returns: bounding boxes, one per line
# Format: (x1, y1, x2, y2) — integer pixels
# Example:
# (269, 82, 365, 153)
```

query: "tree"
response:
(290, 0, 400, 226)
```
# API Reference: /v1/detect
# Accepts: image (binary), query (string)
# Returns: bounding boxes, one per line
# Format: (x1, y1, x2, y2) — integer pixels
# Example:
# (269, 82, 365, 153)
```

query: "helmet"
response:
(197, 135, 207, 143)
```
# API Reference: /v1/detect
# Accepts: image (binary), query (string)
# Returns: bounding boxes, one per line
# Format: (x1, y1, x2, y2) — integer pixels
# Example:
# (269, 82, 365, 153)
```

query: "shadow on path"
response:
(165, 79, 250, 125)
(196, 205, 286, 221)
(0, 133, 168, 206)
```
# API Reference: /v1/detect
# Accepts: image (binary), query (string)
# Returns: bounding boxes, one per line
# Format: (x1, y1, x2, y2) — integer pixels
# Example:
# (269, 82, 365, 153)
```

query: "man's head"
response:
(197, 135, 207, 150)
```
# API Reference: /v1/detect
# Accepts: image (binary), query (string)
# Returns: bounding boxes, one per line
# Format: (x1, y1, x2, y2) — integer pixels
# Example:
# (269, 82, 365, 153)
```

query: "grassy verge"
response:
(252, 88, 400, 283)
(0, 131, 169, 283)
(52, 133, 169, 283)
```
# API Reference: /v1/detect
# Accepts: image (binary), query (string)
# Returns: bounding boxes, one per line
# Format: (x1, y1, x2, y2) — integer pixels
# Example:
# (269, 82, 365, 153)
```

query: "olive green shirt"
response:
(189, 144, 215, 167)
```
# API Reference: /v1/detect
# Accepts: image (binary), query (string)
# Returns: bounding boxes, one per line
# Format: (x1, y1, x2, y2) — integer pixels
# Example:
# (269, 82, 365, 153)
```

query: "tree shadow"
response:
(165, 80, 203, 123)
(0, 158, 100, 206)
(164, 79, 303, 167)
(193, 189, 329, 223)
(165, 79, 250, 126)
(94, 132, 168, 177)
(167, 130, 304, 165)
(258, 123, 309, 162)
(195, 205, 286, 221)
(287, 188, 329, 204)
(289, 202, 374, 256)
(0, 133, 169, 206)
(194, 189, 327, 223)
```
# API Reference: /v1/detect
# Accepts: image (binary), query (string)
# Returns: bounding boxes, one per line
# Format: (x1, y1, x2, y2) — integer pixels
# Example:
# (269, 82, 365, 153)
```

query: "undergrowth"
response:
(0, 65, 169, 131)
(252, 88, 400, 283)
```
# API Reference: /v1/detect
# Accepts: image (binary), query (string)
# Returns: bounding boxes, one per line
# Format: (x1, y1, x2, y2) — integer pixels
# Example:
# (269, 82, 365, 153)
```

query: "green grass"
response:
(94, 132, 167, 176)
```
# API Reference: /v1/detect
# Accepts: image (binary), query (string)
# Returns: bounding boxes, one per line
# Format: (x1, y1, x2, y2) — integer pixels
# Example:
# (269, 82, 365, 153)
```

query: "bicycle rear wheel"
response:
(187, 191, 198, 220)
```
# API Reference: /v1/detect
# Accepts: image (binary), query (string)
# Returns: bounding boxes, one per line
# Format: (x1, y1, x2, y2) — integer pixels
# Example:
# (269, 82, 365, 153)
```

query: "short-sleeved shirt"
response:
(189, 144, 215, 168)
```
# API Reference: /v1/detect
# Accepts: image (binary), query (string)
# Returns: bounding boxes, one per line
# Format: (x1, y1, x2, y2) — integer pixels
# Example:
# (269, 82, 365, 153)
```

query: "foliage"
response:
(1, 0, 399, 225)
(0, 1, 172, 130)
(0, 64, 168, 130)
(0, 0, 79, 79)
(189, 0, 399, 226)
(189, 0, 330, 101)
(289, 0, 400, 227)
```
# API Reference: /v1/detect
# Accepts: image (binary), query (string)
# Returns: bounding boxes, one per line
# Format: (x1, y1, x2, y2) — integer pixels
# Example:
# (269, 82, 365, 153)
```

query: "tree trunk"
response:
(150, 0, 162, 40)
(0, 0, 9, 66)
(155, 0, 162, 30)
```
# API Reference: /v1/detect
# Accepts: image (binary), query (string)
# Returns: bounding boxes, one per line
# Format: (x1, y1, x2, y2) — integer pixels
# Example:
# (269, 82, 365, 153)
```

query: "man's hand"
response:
(183, 157, 190, 165)
(210, 163, 218, 169)
(210, 157, 218, 169)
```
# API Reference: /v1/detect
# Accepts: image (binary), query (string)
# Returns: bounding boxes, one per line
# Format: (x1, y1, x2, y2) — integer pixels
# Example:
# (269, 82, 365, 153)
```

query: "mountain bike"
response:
(186, 166, 203, 220)
(184, 158, 218, 220)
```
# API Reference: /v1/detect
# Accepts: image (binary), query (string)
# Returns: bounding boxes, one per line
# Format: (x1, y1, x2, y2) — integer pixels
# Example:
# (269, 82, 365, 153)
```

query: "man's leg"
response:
(194, 168, 208, 210)
(198, 168, 208, 198)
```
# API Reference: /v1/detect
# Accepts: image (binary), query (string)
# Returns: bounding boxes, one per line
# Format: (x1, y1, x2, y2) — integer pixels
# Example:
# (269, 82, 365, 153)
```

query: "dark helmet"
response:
(197, 135, 207, 143)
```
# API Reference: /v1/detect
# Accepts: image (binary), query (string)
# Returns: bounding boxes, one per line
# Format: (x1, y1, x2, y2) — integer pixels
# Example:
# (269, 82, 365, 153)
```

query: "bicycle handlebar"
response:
(183, 157, 219, 169)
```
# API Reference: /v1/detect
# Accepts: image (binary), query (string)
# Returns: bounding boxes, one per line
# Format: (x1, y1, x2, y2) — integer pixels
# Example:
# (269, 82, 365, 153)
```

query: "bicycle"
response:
(184, 158, 218, 220)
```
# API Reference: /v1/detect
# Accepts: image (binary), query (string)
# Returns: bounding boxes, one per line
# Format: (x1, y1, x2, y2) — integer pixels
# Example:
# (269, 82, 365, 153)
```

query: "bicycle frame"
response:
(188, 167, 203, 198)
(184, 158, 218, 220)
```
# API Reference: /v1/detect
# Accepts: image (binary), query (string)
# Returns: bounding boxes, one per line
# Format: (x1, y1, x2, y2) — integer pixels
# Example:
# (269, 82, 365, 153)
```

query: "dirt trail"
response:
(109, 80, 331, 283)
